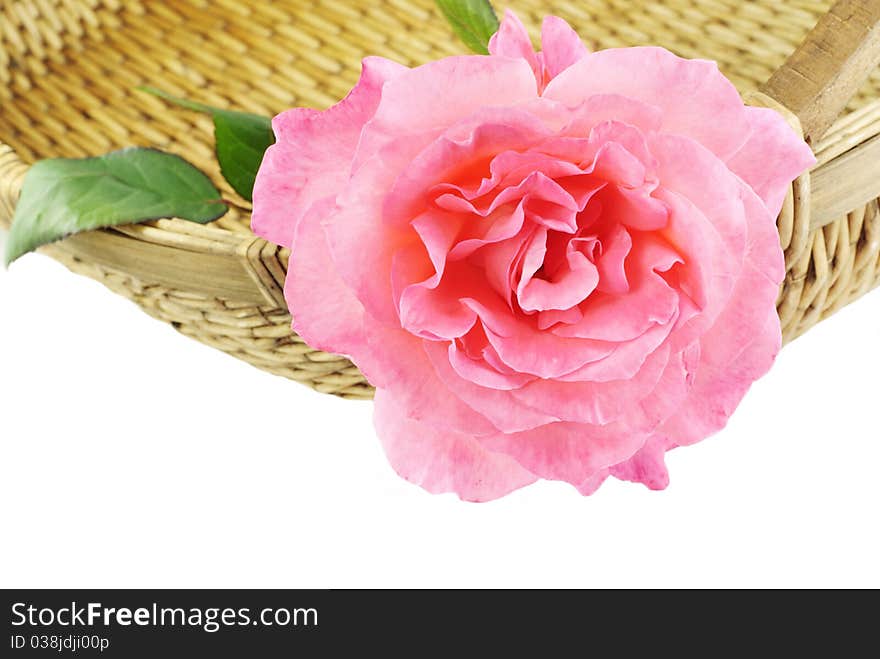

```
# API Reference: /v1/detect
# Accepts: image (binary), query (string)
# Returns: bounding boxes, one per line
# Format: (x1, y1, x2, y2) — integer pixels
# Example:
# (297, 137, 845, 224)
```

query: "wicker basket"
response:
(2, 0, 880, 400)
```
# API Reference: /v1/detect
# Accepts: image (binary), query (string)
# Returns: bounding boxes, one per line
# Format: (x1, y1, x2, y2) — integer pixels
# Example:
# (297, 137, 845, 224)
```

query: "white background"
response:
(1, 238, 878, 588)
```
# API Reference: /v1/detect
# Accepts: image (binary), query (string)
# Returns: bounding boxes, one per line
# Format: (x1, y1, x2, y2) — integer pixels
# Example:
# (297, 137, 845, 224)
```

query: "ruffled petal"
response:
(518, 250, 599, 312)
(466, 295, 616, 378)
(374, 388, 537, 502)
(398, 263, 487, 340)
(554, 269, 679, 342)
(561, 94, 663, 138)
(594, 223, 632, 294)
(387, 108, 553, 228)
(647, 134, 749, 348)
(448, 339, 537, 390)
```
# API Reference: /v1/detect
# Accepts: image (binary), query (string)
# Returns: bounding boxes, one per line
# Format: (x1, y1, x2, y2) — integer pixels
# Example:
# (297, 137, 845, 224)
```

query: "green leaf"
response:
(138, 86, 274, 201)
(435, 0, 500, 54)
(5, 148, 226, 266)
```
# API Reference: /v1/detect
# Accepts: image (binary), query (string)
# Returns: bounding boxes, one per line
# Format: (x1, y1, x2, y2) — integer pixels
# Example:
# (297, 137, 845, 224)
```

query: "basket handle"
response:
(760, 0, 880, 143)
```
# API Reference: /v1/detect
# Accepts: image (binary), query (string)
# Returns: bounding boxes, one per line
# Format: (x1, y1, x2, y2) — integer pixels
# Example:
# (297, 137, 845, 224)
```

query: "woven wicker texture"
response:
(1, 0, 880, 399)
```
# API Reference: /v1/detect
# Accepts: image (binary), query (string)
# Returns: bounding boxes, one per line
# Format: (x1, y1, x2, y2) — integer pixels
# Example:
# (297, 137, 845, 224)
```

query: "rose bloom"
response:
(253, 12, 814, 500)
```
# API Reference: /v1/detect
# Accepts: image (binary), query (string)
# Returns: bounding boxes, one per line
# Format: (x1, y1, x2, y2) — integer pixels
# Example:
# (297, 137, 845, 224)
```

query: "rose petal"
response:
(448, 339, 537, 390)
(374, 388, 537, 502)
(285, 199, 369, 356)
(448, 203, 528, 261)
(728, 105, 816, 216)
(365, 326, 499, 437)
(466, 295, 616, 378)
(482, 344, 695, 486)
(518, 249, 600, 312)
(434, 149, 580, 203)
(556, 320, 674, 383)
(578, 434, 676, 494)
(544, 47, 750, 159)
(325, 161, 414, 323)
(424, 340, 561, 433)
(648, 133, 749, 347)
(354, 55, 539, 171)
(597, 185, 669, 231)
(387, 108, 553, 227)
(489, 10, 542, 88)
(510, 343, 672, 425)
(561, 94, 663, 138)
(540, 15, 589, 81)
(398, 276, 478, 340)
(553, 269, 679, 342)
(594, 223, 632, 294)
(479, 218, 533, 306)
(537, 306, 583, 329)
(608, 434, 673, 490)
(659, 308, 780, 446)
(658, 182, 783, 444)
(480, 420, 647, 485)
(252, 57, 405, 247)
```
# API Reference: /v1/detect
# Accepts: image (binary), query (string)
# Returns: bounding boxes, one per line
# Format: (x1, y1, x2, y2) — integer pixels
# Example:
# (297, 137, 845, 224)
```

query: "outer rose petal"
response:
(489, 12, 588, 89)
(285, 199, 369, 356)
(289, 211, 502, 440)
(577, 435, 673, 494)
(658, 308, 781, 447)
(483, 345, 697, 485)
(374, 389, 538, 502)
(364, 326, 500, 437)
(561, 94, 663, 138)
(540, 15, 589, 80)
(658, 184, 785, 446)
(608, 435, 673, 490)
(727, 105, 816, 216)
(424, 340, 561, 433)
(251, 57, 405, 247)
(480, 421, 648, 486)
(646, 134, 749, 349)
(544, 47, 750, 159)
(323, 161, 411, 324)
(489, 10, 542, 86)
(510, 344, 672, 426)
(353, 55, 539, 170)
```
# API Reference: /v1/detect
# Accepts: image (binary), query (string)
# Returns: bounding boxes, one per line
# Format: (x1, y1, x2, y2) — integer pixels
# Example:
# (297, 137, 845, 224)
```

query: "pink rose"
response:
(253, 12, 815, 500)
